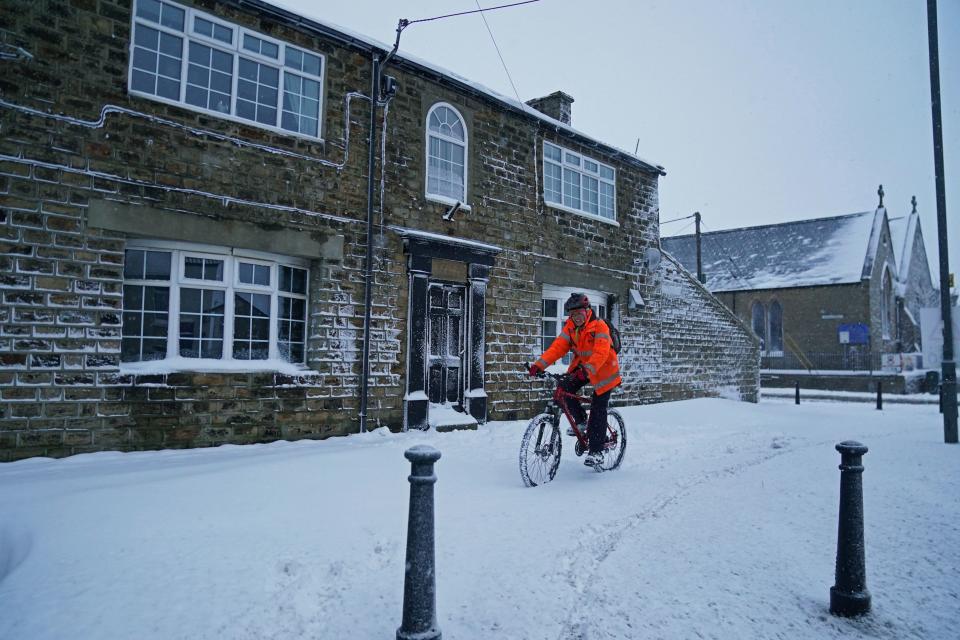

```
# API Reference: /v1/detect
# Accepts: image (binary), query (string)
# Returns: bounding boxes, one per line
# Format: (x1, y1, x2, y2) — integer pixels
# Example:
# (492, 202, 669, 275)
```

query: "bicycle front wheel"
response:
(596, 409, 627, 472)
(519, 414, 562, 487)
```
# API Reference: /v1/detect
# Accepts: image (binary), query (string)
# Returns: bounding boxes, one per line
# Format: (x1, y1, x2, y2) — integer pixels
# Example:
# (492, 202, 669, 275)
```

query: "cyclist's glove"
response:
(528, 362, 544, 377)
(571, 366, 589, 385)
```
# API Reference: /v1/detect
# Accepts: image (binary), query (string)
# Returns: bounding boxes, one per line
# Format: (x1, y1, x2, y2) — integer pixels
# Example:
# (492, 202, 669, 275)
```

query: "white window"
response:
(543, 142, 616, 221)
(540, 285, 609, 369)
(122, 242, 309, 368)
(425, 103, 467, 205)
(881, 268, 895, 339)
(129, 0, 325, 139)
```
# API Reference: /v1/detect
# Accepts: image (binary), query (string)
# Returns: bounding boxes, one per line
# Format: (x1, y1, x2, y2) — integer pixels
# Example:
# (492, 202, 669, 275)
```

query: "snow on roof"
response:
(661, 210, 881, 292)
(888, 212, 917, 282)
(244, 0, 666, 175)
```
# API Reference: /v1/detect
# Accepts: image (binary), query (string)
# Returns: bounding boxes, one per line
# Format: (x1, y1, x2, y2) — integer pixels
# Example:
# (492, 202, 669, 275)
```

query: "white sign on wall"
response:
(920, 306, 960, 369)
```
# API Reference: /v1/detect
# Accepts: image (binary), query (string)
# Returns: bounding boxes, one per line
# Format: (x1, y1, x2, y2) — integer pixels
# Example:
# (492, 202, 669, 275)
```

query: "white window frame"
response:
(543, 141, 618, 224)
(424, 102, 470, 209)
(121, 240, 309, 371)
(128, 0, 326, 141)
(539, 285, 610, 372)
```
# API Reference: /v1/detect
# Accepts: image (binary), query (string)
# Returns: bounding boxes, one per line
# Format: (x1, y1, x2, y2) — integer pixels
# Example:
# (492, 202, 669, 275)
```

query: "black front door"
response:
(428, 283, 465, 406)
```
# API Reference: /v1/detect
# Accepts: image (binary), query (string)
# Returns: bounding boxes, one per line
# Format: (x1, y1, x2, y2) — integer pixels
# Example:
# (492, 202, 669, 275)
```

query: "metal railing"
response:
(761, 350, 886, 373)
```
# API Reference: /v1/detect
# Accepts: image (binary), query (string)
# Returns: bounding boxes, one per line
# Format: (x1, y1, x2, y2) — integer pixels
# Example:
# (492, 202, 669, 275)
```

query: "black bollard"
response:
(795, 381, 800, 405)
(830, 441, 871, 617)
(940, 384, 944, 414)
(875, 381, 882, 410)
(397, 445, 442, 640)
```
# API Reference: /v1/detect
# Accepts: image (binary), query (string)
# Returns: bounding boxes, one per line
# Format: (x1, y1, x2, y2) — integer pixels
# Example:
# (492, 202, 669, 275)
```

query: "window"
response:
(767, 300, 783, 355)
(425, 103, 467, 204)
(881, 268, 895, 339)
(543, 142, 616, 221)
(540, 285, 609, 368)
(751, 301, 766, 352)
(121, 242, 309, 368)
(130, 0, 325, 139)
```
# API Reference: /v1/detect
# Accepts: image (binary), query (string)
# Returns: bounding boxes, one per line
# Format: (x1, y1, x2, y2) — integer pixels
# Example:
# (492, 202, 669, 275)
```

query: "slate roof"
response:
(661, 209, 885, 292)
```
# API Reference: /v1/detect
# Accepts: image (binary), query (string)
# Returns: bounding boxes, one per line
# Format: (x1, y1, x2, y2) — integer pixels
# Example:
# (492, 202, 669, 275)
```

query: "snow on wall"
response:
(659, 254, 760, 402)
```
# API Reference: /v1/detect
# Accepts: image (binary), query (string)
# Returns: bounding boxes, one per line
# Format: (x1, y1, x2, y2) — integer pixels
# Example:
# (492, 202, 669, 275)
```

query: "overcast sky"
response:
(274, 0, 958, 281)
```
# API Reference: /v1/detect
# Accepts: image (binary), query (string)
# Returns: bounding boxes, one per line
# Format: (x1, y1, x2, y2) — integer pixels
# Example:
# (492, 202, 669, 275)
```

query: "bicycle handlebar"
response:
(522, 363, 568, 382)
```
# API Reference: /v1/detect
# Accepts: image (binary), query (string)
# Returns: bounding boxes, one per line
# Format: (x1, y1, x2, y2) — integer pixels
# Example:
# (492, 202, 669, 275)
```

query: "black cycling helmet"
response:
(563, 292, 590, 314)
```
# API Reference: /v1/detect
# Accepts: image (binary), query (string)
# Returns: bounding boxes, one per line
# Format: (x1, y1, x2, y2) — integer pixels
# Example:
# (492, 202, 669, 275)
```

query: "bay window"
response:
(130, 0, 325, 139)
(122, 242, 309, 368)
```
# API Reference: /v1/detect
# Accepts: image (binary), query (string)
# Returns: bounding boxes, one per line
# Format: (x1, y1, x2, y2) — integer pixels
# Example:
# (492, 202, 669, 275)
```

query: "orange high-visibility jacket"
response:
(535, 311, 622, 395)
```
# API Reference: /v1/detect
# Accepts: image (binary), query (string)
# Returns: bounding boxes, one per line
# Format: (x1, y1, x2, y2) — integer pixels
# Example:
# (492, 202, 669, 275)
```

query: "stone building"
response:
(663, 191, 931, 371)
(0, 0, 758, 461)
(888, 197, 939, 352)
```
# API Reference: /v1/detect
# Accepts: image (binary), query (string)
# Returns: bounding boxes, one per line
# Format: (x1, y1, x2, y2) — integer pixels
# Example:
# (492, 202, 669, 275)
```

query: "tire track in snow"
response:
(552, 430, 902, 640)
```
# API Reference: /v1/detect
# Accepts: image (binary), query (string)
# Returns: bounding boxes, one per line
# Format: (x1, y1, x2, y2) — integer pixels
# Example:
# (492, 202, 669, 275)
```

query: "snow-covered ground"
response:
(1, 398, 956, 640)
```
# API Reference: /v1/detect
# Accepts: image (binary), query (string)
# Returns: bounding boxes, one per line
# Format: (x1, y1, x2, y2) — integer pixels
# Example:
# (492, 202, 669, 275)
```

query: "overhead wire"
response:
(474, 0, 527, 109)
(407, 0, 540, 25)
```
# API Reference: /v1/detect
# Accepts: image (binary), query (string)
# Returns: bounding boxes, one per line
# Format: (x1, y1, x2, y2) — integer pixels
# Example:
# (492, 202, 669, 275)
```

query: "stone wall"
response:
(660, 254, 759, 402)
(1, 0, 758, 460)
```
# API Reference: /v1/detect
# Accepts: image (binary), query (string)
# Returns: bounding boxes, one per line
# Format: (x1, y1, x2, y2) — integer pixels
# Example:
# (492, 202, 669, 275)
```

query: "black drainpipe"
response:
(359, 22, 406, 433)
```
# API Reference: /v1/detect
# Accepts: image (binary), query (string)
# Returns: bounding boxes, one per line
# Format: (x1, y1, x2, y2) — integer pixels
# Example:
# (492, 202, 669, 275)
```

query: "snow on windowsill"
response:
(120, 357, 318, 377)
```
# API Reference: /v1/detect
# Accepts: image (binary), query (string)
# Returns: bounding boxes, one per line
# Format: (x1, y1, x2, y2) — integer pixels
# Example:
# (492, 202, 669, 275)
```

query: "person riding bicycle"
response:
(528, 292, 622, 468)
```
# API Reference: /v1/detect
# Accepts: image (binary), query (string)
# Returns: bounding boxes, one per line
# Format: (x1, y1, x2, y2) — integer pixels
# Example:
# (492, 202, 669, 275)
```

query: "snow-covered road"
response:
(0, 398, 956, 639)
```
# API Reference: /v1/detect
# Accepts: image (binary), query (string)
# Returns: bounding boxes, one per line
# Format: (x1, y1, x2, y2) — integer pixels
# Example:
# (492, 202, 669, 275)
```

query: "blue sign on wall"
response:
(838, 323, 870, 345)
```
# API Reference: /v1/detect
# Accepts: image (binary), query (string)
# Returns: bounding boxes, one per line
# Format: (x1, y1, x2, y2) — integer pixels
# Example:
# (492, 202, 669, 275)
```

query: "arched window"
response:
(881, 268, 895, 338)
(425, 103, 467, 203)
(751, 301, 766, 352)
(768, 300, 783, 354)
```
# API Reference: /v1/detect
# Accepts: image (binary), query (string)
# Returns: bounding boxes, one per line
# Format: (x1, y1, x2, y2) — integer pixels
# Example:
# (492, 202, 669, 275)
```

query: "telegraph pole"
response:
(926, 0, 958, 443)
(694, 211, 704, 284)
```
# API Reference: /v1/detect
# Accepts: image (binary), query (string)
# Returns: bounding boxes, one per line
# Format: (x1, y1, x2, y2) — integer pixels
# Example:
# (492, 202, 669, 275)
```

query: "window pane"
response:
(279, 266, 307, 294)
(544, 143, 562, 162)
(563, 168, 580, 209)
(583, 175, 599, 215)
(599, 182, 615, 219)
(124, 250, 145, 279)
(543, 299, 557, 317)
(122, 282, 169, 363)
(137, 0, 162, 23)
(160, 2, 185, 31)
(132, 24, 182, 99)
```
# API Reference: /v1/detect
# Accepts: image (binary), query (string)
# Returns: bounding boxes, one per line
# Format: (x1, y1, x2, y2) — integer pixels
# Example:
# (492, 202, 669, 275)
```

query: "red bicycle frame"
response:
(551, 384, 618, 452)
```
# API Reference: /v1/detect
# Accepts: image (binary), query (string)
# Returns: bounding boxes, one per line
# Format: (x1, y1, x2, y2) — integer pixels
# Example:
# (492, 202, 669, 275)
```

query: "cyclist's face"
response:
(570, 308, 588, 327)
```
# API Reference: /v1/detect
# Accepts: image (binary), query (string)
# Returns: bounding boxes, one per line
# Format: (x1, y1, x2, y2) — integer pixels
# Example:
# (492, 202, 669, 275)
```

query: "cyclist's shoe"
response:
(567, 422, 587, 437)
(583, 450, 604, 468)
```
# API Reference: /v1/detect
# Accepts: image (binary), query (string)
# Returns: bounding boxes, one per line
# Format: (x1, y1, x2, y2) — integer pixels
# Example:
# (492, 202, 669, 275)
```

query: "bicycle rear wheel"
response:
(596, 409, 627, 472)
(519, 414, 562, 487)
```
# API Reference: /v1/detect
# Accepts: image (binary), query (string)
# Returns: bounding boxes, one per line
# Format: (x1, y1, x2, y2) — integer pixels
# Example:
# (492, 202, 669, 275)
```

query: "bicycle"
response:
(518, 367, 627, 487)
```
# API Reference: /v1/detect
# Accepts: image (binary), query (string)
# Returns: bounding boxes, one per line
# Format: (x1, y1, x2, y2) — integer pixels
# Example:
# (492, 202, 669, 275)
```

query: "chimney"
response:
(525, 91, 574, 125)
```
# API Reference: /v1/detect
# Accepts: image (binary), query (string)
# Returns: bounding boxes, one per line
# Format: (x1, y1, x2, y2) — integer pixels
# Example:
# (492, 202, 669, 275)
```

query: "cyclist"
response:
(528, 292, 622, 467)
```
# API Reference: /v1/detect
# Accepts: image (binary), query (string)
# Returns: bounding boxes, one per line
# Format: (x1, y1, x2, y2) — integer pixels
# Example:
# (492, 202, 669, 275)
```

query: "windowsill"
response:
(544, 202, 619, 226)
(120, 357, 315, 377)
(425, 193, 471, 211)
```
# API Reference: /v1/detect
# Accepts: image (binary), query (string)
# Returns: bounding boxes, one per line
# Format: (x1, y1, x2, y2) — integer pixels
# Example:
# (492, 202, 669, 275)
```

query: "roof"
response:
(888, 213, 917, 283)
(228, 0, 666, 176)
(661, 210, 885, 292)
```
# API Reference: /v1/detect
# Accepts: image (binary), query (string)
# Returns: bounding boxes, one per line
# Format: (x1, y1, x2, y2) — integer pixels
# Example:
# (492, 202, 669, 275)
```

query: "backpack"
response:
(603, 319, 622, 354)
